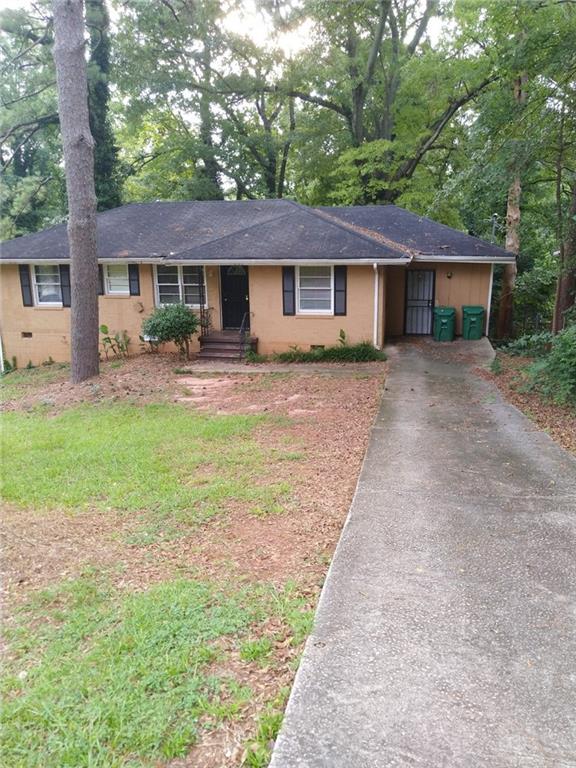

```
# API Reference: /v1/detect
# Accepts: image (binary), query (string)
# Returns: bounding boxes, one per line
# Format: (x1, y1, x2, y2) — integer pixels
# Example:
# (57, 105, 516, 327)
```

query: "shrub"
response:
(503, 331, 554, 358)
(141, 304, 199, 358)
(273, 341, 386, 363)
(529, 326, 576, 405)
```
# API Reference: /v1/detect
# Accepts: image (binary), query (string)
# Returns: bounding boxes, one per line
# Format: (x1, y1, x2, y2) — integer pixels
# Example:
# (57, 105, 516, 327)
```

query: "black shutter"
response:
(334, 265, 347, 316)
(19, 264, 33, 307)
(282, 266, 295, 315)
(128, 264, 140, 296)
(59, 264, 71, 307)
(98, 265, 104, 295)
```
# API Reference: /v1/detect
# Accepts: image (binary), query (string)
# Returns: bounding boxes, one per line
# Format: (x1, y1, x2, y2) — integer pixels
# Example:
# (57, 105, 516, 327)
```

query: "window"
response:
(297, 266, 333, 314)
(104, 264, 130, 295)
(154, 265, 206, 307)
(182, 266, 204, 306)
(33, 265, 62, 305)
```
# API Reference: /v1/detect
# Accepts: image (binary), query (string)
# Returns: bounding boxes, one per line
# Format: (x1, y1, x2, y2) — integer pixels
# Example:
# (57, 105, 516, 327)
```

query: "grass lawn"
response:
(0, 355, 385, 766)
(2, 403, 288, 521)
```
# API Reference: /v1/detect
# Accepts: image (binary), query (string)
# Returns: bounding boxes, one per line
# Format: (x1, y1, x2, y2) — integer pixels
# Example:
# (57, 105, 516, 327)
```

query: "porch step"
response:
(198, 332, 258, 361)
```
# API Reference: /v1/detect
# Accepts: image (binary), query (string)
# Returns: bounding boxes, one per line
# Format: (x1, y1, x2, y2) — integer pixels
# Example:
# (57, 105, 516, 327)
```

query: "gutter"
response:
(373, 263, 379, 348)
(486, 264, 495, 335)
(0, 257, 412, 266)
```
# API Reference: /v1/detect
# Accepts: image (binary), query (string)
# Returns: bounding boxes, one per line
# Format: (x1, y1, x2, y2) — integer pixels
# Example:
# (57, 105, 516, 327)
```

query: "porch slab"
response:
(269, 341, 576, 768)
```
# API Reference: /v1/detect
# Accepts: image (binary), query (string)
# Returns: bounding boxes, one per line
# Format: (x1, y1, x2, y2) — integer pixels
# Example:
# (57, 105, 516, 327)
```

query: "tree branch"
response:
(394, 76, 498, 182)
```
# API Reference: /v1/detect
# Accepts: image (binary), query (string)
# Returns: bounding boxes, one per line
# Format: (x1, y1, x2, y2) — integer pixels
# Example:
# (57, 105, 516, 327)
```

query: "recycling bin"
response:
(462, 305, 485, 340)
(433, 306, 456, 342)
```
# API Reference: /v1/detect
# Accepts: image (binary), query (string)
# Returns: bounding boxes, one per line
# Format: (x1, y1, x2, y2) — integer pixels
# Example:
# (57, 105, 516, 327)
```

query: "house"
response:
(0, 200, 514, 365)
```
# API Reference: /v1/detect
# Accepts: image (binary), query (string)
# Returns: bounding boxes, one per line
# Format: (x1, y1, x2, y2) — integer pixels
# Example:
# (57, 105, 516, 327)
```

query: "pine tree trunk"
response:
(53, 0, 99, 383)
(552, 180, 576, 331)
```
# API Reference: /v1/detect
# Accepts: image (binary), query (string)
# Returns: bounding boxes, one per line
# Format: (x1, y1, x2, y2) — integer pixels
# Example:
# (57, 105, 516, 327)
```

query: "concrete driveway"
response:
(270, 339, 576, 768)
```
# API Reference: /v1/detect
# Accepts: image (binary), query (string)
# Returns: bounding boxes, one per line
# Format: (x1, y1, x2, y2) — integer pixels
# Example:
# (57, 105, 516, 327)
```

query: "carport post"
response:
(486, 264, 494, 335)
(373, 263, 379, 348)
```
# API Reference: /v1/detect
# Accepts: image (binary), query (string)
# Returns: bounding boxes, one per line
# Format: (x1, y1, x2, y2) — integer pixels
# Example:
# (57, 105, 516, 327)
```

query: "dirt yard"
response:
(479, 353, 576, 455)
(1, 353, 386, 767)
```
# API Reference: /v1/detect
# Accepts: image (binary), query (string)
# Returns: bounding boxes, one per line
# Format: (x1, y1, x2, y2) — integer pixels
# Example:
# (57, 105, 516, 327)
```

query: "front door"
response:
(405, 270, 435, 334)
(220, 266, 249, 329)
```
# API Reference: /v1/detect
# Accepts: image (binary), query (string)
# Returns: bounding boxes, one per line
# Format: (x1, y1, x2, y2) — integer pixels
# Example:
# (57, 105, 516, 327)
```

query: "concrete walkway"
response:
(270, 339, 576, 768)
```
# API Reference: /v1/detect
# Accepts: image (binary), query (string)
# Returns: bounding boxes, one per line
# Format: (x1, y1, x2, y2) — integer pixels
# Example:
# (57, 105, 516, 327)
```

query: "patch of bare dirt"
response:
(0, 354, 179, 413)
(478, 354, 576, 455)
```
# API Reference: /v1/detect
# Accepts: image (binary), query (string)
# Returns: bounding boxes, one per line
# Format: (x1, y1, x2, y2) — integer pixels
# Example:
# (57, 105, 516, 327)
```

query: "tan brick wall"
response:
(0, 264, 222, 366)
(248, 265, 382, 354)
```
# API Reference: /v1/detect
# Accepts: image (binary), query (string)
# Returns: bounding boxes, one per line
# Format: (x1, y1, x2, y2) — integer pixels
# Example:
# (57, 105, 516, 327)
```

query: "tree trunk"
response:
(53, 0, 99, 383)
(496, 177, 521, 338)
(496, 73, 526, 339)
(553, 179, 576, 331)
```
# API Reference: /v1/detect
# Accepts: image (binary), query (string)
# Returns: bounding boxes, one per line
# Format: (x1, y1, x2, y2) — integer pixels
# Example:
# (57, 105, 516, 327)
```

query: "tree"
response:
(52, 0, 99, 383)
(553, 179, 576, 330)
(86, 0, 122, 210)
(496, 73, 526, 339)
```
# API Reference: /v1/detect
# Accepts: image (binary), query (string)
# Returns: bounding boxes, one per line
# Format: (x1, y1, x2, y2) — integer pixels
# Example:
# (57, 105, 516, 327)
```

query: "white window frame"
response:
(153, 265, 207, 308)
(296, 265, 334, 315)
(32, 264, 62, 307)
(104, 264, 130, 296)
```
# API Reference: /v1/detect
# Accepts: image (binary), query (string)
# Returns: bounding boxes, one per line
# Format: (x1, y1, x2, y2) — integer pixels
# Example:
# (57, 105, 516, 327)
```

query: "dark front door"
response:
(220, 266, 249, 329)
(405, 270, 435, 334)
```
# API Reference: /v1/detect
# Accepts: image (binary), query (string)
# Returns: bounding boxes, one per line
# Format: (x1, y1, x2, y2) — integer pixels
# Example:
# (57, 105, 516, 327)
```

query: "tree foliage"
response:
(1, 0, 575, 331)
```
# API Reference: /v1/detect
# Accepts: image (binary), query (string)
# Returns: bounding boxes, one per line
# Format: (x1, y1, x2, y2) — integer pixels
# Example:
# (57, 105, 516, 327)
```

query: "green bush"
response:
(503, 331, 554, 358)
(141, 304, 199, 358)
(529, 326, 576, 405)
(273, 341, 386, 363)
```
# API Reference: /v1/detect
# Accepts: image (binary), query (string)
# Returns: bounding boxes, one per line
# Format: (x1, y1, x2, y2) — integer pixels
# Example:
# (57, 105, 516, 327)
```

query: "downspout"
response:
(373, 263, 379, 348)
(486, 264, 494, 336)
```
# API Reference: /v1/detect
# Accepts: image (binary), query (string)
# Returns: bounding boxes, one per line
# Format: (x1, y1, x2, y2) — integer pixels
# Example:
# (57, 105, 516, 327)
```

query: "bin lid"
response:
(462, 305, 485, 314)
(434, 306, 456, 316)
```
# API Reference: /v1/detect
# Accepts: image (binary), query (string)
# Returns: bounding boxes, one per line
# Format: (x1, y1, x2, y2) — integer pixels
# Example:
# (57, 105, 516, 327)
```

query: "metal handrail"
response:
(238, 311, 253, 360)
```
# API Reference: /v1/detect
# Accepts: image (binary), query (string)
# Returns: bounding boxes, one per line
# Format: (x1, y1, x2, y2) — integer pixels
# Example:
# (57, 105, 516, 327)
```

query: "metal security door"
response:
(405, 270, 435, 335)
(220, 266, 249, 329)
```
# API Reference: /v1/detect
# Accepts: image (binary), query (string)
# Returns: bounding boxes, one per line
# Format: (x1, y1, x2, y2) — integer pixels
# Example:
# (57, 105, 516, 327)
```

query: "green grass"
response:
(1, 572, 312, 768)
(242, 688, 290, 767)
(0, 403, 291, 525)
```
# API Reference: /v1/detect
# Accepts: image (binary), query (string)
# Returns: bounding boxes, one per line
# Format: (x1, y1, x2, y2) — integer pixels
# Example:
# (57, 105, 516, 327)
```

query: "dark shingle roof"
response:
(320, 205, 513, 260)
(172, 206, 406, 262)
(0, 200, 514, 263)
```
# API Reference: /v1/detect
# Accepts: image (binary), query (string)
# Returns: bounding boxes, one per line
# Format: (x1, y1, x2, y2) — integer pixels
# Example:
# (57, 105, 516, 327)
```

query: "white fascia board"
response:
(413, 254, 515, 264)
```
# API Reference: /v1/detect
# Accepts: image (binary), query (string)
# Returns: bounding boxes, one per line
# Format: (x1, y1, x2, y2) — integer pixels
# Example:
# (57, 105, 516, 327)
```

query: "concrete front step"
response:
(197, 351, 246, 361)
(198, 332, 258, 361)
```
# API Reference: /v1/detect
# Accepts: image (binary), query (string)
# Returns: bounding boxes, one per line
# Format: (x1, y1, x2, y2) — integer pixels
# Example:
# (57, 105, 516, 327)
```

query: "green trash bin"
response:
(433, 307, 456, 342)
(462, 305, 485, 340)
